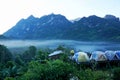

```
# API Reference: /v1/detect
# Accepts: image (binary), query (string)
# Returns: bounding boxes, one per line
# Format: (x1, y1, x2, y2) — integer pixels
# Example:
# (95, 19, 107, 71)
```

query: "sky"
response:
(0, 0, 120, 34)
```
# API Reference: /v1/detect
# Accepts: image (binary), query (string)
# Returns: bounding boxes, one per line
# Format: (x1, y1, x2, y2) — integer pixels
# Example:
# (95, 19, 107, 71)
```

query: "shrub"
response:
(76, 69, 111, 80)
(21, 60, 76, 80)
(0, 45, 12, 64)
(4, 77, 15, 80)
(113, 67, 120, 80)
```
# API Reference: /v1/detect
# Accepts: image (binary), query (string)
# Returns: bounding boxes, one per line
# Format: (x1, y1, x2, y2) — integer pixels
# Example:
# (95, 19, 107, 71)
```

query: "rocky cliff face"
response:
(3, 14, 120, 41)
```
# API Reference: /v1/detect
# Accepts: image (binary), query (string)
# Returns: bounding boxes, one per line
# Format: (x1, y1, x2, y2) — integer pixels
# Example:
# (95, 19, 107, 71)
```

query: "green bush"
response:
(35, 50, 48, 60)
(4, 77, 15, 80)
(20, 60, 76, 80)
(113, 68, 120, 80)
(76, 69, 111, 80)
(0, 45, 12, 64)
(21, 46, 37, 62)
(93, 70, 111, 80)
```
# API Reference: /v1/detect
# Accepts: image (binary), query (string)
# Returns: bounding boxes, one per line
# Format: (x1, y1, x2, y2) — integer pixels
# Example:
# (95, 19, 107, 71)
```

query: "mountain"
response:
(0, 35, 7, 39)
(104, 15, 119, 21)
(70, 17, 81, 23)
(4, 13, 72, 39)
(64, 15, 120, 41)
(3, 14, 120, 41)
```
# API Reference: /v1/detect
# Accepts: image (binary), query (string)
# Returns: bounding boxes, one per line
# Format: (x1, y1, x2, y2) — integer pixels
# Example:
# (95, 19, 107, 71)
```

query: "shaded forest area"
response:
(0, 44, 120, 80)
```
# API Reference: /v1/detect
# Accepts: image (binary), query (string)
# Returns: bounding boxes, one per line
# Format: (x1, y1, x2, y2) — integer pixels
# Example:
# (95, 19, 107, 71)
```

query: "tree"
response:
(0, 45, 12, 64)
(22, 46, 37, 62)
(35, 50, 48, 60)
(28, 46, 37, 57)
(21, 60, 76, 80)
(113, 68, 120, 80)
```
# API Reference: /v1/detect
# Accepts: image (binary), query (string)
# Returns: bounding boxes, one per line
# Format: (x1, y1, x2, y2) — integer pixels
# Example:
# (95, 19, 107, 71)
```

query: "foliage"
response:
(35, 50, 49, 60)
(14, 55, 24, 66)
(56, 45, 65, 51)
(21, 46, 37, 62)
(21, 60, 76, 80)
(28, 46, 37, 57)
(0, 45, 12, 64)
(0, 61, 24, 80)
(76, 69, 111, 80)
(112, 67, 120, 80)
(0, 45, 118, 80)
(4, 77, 15, 80)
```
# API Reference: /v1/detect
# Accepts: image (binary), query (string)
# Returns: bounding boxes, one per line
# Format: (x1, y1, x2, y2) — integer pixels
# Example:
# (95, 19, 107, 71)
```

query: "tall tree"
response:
(0, 45, 12, 64)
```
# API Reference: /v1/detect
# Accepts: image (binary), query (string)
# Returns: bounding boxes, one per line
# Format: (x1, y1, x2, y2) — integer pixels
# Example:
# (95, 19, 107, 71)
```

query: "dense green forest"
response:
(0, 44, 120, 80)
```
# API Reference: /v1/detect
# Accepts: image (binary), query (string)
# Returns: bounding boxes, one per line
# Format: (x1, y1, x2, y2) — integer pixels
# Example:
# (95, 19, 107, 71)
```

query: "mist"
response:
(0, 40, 120, 52)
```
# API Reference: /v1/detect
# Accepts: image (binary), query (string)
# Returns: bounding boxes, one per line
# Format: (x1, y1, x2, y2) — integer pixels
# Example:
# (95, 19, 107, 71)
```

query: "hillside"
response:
(0, 35, 7, 39)
(3, 14, 120, 41)
(64, 15, 120, 41)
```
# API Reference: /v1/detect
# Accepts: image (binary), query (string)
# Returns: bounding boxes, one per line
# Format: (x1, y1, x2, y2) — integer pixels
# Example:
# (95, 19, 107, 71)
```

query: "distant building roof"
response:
(49, 50, 63, 57)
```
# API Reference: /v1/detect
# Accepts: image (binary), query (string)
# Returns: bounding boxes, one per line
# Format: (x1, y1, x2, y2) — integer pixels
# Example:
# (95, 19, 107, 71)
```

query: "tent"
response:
(90, 51, 107, 61)
(115, 51, 120, 60)
(72, 52, 90, 63)
(105, 51, 119, 61)
(72, 52, 79, 62)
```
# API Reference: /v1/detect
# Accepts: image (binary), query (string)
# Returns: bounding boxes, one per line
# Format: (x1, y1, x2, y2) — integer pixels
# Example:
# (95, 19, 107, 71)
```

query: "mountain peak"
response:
(104, 15, 117, 19)
(27, 15, 36, 20)
(88, 15, 101, 19)
(104, 14, 119, 21)
(48, 13, 56, 16)
(38, 13, 71, 26)
(42, 13, 66, 19)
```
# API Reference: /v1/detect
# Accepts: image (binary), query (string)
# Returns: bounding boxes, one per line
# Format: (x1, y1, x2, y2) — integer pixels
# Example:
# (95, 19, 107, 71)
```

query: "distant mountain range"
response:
(3, 14, 120, 41)
(0, 35, 7, 39)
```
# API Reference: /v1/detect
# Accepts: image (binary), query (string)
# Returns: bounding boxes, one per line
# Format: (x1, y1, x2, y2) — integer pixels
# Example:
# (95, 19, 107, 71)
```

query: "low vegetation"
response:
(0, 44, 120, 80)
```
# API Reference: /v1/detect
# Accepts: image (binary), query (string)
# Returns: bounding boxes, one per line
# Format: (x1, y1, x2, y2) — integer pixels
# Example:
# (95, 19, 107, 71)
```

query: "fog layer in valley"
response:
(0, 40, 120, 52)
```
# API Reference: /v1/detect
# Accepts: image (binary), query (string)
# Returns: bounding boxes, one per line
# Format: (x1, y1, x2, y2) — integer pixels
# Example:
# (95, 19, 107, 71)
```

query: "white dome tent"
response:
(90, 51, 107, 62)
(115, 51, 120, 60)
(105, 51, 119, 61)
(72, 52, 90, 64)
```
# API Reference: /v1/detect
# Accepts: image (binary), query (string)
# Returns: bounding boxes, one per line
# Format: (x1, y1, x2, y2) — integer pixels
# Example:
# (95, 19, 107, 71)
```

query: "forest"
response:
(0, 44, 120, 80)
